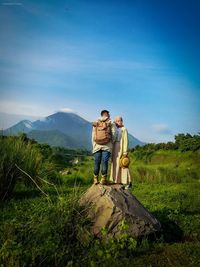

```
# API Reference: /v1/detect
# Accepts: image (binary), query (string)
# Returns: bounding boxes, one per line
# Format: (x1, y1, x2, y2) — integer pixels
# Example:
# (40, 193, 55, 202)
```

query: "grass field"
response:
(0, 139, 200, 266)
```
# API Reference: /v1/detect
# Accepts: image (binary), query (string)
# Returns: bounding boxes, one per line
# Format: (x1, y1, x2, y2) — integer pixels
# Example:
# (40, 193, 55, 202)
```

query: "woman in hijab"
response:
(110, 116, 132, 189)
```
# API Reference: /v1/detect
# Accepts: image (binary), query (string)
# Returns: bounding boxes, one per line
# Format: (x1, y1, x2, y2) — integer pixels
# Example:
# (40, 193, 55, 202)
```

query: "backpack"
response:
(93, 119, 112, 145)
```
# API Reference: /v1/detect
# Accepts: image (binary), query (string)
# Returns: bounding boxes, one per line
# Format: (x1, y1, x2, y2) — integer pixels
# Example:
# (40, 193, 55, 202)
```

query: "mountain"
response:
(0, 112, 42, 130)
(33, 112, 92, 149)
(28, 130, 81, 149)
(4, 112, 145, 150)
(128, 133, 145, 148)
(3, 120, 34, 135)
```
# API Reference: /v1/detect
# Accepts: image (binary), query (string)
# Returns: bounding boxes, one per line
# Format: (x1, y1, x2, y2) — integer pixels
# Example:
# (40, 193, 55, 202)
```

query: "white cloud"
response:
(58, 107, 75, 113)
(0, 100, 80, 118)
(0, 100, 52, 117)
(151, 123, 172, 134)
(1, 2, 23, 6)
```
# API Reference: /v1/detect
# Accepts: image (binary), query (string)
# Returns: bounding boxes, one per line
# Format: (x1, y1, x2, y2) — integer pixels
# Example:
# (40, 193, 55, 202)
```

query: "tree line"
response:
(132, 133, 200, 152)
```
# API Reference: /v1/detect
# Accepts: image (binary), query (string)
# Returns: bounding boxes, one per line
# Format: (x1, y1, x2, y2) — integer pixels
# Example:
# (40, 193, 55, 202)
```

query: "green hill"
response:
(27, 129, 82, 149)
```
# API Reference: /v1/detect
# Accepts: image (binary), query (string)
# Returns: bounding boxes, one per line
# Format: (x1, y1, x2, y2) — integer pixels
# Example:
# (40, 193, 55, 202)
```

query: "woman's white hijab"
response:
(114, 116, 123, 122)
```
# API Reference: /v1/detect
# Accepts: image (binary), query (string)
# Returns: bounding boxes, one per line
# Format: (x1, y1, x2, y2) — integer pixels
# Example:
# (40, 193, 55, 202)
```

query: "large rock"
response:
(80, 184, 161, 238)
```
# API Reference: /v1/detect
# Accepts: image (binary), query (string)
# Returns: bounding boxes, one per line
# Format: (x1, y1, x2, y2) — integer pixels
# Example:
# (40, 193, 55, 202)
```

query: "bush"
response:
(0, 136, 43, 201)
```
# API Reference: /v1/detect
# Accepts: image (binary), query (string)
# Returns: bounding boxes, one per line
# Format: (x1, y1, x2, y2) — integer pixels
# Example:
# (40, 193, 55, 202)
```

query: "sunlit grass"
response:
(1, 136, 200, 266)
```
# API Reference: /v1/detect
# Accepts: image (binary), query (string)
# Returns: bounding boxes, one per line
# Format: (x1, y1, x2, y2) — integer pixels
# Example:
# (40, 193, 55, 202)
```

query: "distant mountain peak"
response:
(46, 111, 90, 124)
(21, 120, 34, 129)
(4, 111, 145, 149)
(4, 119, 34, 135)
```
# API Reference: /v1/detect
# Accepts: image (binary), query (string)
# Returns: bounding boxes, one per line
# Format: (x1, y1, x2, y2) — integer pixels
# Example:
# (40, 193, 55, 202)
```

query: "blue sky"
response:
(0, 0, 200, 143)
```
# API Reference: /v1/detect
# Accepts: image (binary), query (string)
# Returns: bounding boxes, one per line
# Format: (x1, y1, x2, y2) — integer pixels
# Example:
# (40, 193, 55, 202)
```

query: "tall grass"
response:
(129, 150, 200, 184)
(61, 156, 94, 186)
(0, 186, 92, 267)
(130, 165, 200, 184)
(1, 181, 200, 266)
(1, 144, 200, 266)
(0, 136, 43, 201)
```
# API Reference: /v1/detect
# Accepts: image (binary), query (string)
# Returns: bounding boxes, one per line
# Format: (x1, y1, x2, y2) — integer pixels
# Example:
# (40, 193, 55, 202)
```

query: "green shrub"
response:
(0, 136, 43, 201)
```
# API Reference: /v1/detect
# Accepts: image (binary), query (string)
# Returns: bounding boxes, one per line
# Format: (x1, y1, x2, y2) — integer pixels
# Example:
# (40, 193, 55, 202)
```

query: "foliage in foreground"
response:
(1, 132, 200, 266)
(0, 136, 43, 201)
(0, 180, 200, 267)
(0, 135, 89, 201)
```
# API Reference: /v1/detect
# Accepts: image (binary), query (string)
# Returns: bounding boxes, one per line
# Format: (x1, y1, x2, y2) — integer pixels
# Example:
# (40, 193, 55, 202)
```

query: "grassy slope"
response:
(0, 149, 200, 266)
(129, 150, 200, 183)
(129, 150, 200, 266)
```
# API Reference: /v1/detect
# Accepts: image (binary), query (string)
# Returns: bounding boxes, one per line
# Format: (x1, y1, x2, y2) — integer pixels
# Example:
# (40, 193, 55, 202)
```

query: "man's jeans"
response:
(93, 150, 111, 177)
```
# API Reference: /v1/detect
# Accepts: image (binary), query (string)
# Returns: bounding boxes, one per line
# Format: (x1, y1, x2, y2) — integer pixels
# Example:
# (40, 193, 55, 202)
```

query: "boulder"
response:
(80, 184, 161, 238)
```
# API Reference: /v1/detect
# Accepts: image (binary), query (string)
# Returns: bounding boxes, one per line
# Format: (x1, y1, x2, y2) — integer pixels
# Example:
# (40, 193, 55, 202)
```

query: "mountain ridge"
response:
(3, 112, 145, 150)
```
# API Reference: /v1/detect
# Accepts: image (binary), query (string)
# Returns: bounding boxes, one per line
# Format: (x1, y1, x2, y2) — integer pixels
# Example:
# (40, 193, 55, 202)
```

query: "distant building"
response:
(70, 158, 79, 165)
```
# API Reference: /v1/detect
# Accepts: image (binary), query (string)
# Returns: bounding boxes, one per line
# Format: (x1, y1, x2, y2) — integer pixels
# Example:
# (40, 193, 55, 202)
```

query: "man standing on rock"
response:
(92, 110, 116, 185)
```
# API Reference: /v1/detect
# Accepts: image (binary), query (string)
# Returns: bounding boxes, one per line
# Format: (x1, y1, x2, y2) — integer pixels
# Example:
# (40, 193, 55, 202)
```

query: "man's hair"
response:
(101, 110, 109, 116)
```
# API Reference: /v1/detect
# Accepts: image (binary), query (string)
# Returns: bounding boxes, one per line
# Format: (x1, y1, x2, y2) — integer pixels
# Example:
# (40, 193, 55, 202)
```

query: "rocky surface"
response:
(80, 184, 161, 238)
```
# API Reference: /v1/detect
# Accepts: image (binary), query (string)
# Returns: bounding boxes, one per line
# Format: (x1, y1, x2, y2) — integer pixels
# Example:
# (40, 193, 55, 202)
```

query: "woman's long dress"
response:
(110, 127, 131, 184)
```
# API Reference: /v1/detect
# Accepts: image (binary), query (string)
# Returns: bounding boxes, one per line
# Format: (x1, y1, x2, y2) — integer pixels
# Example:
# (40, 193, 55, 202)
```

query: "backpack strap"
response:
(93, 121, 98, 127)
(93, 118, 110, 127)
